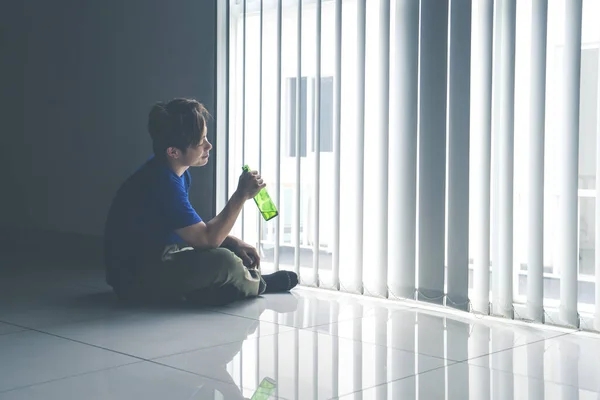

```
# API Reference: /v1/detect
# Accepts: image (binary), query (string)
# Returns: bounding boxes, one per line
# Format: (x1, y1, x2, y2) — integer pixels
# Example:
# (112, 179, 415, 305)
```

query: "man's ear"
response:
(166, 147, 180, 159)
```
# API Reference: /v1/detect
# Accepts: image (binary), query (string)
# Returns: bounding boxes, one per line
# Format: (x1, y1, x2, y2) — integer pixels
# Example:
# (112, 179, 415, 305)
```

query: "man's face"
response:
(183, 127, 212, 167)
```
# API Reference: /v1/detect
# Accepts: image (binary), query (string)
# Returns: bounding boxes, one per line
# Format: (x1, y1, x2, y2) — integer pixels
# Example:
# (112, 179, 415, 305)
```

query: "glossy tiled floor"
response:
(1, 256, 600, 399)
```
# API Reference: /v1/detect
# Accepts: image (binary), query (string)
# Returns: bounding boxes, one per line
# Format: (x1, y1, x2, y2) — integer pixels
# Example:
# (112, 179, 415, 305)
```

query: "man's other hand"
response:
(228, 239, 260, 269)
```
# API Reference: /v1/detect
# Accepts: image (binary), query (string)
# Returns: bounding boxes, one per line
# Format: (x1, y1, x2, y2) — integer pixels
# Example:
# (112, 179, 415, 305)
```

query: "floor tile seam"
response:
(301, 307, 401, 330)
(388, 306, 584, 336)
(204, 308, 279, 324)
(1, 351, 288, 398)
(0, 329, 285, 397)
(1, 324, 153, 363)
(0, 357, 265, 398)
(0, 329, 30, 337)
(206, 308, 365, 330)
(0, 320, 33, 337)
(460, 357, 600, 394)
(305, 304, 473, 330)
(141, 357, 286, 397)
(4, 333, 598, 395)
(1, 310, 289, 359)
(146, 328, 285, 362)
(25, 317, 287, 364)
(332, 331, 599, 398)
(459, 331, 600, 393)
(329, 363, 455, 399)
(2, 300, 408, 335)
(329, 356, 600, 400)
(0, 311, 152, 336)
(2, 313, 573, 365)
(0, 305, 264, 334)
(184, 375, 292, 400)
(295, 302, 417, 329)
(0, 281, 102, 290)
(289, 314, 368, 330)
(312, 316, 575, 363)
(296, 285, 413, 304)
(462, 331, 574, 364)
(292, 323, 452, 363)
(442, 331, 575, 363)
(317, 331, 582, 397)
(0, 319, 29, 329)
(0, 360, 145, 395)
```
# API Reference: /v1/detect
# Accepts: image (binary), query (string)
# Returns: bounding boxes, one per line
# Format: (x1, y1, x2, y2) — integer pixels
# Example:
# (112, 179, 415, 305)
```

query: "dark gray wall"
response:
(0, 0, 218, 239)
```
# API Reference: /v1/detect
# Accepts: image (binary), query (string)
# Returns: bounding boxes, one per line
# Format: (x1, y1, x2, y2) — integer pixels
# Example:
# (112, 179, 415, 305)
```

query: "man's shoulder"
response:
(111, 159, 190, 211)
(125, 158, 182, 187)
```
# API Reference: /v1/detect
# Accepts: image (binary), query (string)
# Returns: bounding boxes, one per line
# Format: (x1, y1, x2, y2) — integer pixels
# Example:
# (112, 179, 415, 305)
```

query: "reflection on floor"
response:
(0, 255, 599, 399)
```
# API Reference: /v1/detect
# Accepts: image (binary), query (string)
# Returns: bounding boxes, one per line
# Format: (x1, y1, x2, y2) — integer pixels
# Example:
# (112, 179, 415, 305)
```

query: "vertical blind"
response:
(219, 0, 600, 331)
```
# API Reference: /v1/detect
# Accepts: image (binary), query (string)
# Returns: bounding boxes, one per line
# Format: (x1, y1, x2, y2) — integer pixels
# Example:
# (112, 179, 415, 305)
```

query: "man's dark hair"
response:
(148, 98, 211, 160)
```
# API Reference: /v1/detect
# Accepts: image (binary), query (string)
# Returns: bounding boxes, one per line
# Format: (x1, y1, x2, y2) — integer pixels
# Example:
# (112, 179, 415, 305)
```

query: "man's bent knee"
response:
(195, 248, 264, 297)
(202, 248, 245, 274)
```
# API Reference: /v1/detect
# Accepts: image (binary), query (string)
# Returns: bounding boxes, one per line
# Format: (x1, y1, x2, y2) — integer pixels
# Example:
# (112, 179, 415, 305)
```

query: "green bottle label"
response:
(242, 165, 279, 221)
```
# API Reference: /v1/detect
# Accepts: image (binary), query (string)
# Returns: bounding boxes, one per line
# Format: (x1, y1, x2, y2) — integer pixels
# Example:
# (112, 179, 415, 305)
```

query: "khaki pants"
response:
(111, 245, 266, 305)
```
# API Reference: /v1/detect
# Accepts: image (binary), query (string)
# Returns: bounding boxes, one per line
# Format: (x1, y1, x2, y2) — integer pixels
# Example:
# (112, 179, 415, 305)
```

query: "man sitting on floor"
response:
(103, 98, 298, 305)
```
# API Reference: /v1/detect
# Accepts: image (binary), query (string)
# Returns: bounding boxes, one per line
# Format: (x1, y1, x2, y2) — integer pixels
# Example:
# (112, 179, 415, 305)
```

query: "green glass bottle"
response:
(242, 165, 279, 221)
(250, 377, 277, 400)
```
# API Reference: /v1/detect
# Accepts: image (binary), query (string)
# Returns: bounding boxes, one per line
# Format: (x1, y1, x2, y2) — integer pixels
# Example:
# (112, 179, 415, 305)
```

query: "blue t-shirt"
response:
(104, 156, 202, 270)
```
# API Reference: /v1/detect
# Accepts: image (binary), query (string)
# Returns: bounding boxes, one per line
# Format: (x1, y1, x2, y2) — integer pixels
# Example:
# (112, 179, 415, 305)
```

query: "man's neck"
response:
(163, 158, 189, 177)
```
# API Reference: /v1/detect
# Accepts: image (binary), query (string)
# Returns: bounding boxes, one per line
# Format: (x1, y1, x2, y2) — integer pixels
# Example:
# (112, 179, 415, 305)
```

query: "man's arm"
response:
(175, 192, 245, 249)
(220, 235, 241, 250)
(175, 170, 265, 249)
(220, 234, 261, 268)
